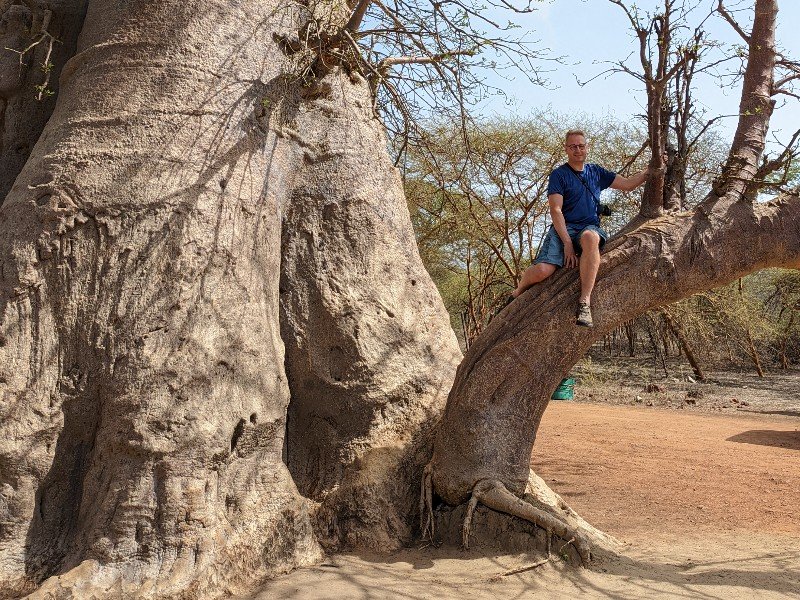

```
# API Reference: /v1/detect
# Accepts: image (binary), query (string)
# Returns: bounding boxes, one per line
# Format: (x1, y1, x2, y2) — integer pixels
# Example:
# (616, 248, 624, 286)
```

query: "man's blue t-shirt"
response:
(547, 163, 616, 227)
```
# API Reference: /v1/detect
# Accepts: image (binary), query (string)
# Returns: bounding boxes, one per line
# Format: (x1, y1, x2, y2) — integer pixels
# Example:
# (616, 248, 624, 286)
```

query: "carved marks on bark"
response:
(229, 413, 281, 459)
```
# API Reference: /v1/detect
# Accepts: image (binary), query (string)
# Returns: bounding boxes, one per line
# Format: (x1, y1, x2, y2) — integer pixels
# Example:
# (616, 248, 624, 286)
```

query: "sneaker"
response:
(576, 302, 593, 327)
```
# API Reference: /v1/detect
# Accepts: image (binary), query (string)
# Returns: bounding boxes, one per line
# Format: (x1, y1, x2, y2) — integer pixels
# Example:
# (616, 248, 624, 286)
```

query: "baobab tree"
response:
(0, 0, 796, 599)
(0, 0, 466, 596)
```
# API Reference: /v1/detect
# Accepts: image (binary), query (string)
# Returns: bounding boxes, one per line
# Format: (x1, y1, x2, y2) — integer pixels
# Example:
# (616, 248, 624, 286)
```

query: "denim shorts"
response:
(533, 224, 608, 267)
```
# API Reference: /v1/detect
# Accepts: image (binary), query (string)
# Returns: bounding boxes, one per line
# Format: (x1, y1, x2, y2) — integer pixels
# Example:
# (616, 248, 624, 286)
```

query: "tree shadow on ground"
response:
(726, 429, 800, 450)
(581, 545, 800, 599)
(250, 542, 800, 600)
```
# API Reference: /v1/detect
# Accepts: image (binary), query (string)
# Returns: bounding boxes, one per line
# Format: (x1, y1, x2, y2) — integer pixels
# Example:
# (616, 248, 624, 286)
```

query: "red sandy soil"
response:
(534, 401, 800, 541)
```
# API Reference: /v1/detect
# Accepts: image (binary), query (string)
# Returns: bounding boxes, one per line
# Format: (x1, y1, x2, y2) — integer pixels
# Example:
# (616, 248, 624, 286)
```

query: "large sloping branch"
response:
(432, 192, 800, 505)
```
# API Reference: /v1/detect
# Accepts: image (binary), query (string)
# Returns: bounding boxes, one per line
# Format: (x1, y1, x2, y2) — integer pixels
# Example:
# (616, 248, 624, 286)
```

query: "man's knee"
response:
(532, 262, 557, 282)
(580, 229, 601, 249)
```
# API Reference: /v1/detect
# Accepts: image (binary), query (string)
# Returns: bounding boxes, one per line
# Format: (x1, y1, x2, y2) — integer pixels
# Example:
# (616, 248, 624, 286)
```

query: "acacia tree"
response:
(0, 1, 797, 599)
(406, 116, 563, 344)
(670, 270, 800, 373)
(427, 0, 799, 556)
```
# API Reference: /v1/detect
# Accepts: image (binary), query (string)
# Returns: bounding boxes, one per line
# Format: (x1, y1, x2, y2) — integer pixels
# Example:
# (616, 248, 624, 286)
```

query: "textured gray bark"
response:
(280, 79, 460, 547)
(0, 0, 459, 597)
(0, 0, 88, 201)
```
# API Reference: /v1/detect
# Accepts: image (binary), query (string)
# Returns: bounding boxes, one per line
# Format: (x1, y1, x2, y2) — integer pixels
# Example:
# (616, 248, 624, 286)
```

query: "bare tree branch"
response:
(343, 0, 373, 34)
(756, 127, 800, 186)
(717, 0, 750, 44)
(773, 89, 800, 101)
(379, 49, 479, 69)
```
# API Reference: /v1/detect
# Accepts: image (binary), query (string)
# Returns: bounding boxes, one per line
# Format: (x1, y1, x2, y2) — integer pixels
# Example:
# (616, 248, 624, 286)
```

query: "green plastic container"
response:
(551, 377, 575, 401)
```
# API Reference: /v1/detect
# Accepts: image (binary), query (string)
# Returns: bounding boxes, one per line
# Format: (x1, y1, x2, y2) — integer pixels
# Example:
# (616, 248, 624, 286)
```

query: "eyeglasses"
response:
(566, 144, 587, 151)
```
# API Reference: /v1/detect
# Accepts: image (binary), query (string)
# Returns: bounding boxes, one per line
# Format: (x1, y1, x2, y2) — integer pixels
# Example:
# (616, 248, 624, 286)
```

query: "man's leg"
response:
(578, 229, 601, 303)
(512, 262, 557, 298)
(576, 229, 601, 326)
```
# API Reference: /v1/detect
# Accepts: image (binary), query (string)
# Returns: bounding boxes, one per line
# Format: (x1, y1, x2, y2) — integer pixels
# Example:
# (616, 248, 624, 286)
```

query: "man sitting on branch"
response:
(511, 129, 656, 327)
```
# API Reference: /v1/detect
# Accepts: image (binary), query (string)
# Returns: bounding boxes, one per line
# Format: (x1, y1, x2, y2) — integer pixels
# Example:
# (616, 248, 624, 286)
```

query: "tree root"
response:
(421, 465, 612, 566)
(525, 470, 622, 552)
(420, 462, 435, 540)
(462, 479, 592, 565)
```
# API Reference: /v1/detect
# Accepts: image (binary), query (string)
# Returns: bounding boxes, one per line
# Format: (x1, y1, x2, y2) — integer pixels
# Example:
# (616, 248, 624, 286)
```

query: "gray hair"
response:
(564, 129, 586, 144)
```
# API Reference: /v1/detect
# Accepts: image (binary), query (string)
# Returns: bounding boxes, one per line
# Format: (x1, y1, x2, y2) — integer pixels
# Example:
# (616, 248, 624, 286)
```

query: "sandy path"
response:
(534, 402, 800, 540)
(248, 402, 800, 600)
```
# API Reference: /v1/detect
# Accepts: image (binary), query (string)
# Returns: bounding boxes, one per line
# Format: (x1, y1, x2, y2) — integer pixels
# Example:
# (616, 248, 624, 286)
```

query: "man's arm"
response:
(609, 165, 663, 192)
(548, 193, 578, 269)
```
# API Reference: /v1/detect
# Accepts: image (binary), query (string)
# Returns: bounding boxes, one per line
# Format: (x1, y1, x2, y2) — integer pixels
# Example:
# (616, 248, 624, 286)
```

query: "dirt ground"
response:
(249, 359, 800, 599)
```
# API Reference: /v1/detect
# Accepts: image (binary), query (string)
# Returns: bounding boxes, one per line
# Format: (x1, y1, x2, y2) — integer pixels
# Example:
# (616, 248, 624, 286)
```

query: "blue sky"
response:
(479, 0, 800, 150)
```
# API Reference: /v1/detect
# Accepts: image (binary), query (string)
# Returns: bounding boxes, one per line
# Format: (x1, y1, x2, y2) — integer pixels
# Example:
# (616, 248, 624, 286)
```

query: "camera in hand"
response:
(598, 203, 612, 217)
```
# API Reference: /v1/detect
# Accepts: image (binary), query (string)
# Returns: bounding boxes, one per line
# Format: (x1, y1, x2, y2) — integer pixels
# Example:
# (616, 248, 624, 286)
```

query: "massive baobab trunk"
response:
(429, 0, 798, 556)
(0, 0, 459, 597)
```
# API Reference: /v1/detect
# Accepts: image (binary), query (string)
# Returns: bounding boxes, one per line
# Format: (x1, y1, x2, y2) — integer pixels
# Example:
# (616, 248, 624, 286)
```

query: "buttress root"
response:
(462, 478, 592, 565)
